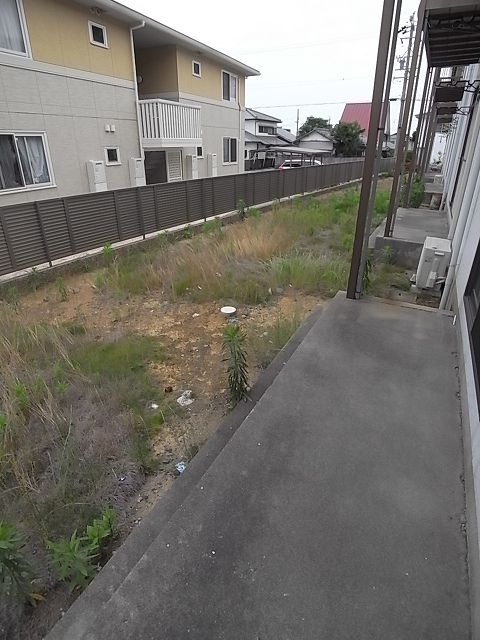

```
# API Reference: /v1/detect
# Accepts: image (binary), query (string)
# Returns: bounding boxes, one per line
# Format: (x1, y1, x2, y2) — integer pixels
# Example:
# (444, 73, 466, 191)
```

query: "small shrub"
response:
(382, 244, 393, 264)
(362, 250, 374, 293)
(103, 242, 114, 265)
(183, 225, 192, 239)
(0, 521, 41, 607)
(27, 267, 41, 292)
(85, 506, 116, 557)
(409, 174, 425, 208)
(237, 198, 247, 221)
(6, 285, 19, 307)
(203, 218, 222, 235)
(248, 207, 260, 220)
(93, 271, 106, 292)
(46, 530, 98, 593)
(55, 276, 68, 301)
(222, 324, 249, 407)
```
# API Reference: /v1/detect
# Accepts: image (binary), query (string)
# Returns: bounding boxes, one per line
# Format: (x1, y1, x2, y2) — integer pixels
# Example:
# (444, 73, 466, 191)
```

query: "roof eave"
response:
(74, 0, 261, 77)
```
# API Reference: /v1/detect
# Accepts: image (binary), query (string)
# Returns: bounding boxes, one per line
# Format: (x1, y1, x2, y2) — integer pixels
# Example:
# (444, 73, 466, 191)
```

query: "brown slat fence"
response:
(0, 158, 394, 278)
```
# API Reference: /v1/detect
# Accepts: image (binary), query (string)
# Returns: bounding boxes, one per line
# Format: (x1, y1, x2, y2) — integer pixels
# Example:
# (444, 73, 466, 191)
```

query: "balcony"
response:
(139, 99, 202, 149)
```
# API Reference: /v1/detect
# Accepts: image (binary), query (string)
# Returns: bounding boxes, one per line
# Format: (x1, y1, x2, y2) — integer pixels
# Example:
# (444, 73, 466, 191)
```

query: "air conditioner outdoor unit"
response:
(414, 236, 451, 290)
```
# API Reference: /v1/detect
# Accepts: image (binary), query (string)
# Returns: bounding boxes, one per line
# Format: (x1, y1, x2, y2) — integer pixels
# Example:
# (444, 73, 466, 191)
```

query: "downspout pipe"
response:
(440, 100, 480, 310)
(130, 21, 146, 162)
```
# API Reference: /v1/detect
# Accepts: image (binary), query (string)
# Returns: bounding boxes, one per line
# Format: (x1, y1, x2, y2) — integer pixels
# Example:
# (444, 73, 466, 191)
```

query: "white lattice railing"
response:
(139, 99, 201, 144)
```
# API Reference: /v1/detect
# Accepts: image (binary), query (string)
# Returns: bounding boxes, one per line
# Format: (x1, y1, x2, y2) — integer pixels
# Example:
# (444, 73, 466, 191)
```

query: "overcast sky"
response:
(124, 0, 431, 137)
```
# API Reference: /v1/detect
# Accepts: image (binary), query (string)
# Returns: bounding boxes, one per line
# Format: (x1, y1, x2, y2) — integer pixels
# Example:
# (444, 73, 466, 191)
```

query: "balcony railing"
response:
(139, 99, 202, 148)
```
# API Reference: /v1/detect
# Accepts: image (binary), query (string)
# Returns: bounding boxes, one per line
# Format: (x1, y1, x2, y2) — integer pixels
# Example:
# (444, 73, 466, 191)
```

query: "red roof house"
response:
(340, 102, 390, 142)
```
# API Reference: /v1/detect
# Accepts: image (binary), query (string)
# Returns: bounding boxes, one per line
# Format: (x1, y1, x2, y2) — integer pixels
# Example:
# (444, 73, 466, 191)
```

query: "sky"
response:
(122, 0, 444, 157)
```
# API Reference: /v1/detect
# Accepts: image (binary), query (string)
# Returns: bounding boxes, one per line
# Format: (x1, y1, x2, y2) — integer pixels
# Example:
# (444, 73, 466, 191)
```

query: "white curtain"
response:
(26, 136, 49, 183)
(0, 0, 26, 54)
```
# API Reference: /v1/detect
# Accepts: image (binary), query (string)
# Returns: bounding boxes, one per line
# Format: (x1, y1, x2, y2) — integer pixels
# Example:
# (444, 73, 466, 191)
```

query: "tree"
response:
(298, 116, 331, 138)
(332, 121, 365, 157)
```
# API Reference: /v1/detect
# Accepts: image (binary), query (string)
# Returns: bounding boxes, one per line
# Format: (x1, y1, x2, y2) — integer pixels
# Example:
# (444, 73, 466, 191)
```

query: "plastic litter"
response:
(176, 390, 194, 407)
(175, 461, 187, 474)
(150, 402, 159, 410)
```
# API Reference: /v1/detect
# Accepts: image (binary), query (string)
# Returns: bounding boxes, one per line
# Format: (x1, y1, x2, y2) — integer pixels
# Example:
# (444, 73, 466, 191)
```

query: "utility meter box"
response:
(129, 157, 146, 187)
(86, 160, 107, 192)
(415, 236, 451, 289)
(207, 153, 217, 177)
(185, 154, 199, 180)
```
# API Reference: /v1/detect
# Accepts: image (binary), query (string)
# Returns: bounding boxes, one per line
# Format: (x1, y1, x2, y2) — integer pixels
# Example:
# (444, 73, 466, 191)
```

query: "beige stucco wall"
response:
(138, 45, 246, 107)
(177, 46, 246, 107)
(136, 45, 179, 96)
(23, 0, 134, 80)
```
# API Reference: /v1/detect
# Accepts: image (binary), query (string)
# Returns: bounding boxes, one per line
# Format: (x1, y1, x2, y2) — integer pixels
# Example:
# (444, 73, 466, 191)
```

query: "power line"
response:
(230, 32, 378, 56)
(252, 99, 423, 109)
(249, 74, 374, 89)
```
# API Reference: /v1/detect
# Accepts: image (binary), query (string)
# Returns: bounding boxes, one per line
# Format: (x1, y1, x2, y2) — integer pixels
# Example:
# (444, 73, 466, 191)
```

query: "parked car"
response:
(278, 159, 322, 170)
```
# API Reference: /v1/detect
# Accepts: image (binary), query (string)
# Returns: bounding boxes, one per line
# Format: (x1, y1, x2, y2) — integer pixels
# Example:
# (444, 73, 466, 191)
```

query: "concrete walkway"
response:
(47, 293, 470, 640)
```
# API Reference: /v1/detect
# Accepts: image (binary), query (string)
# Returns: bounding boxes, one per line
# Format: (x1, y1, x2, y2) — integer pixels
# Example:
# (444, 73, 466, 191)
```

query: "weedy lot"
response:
(0, 181, 410, 639)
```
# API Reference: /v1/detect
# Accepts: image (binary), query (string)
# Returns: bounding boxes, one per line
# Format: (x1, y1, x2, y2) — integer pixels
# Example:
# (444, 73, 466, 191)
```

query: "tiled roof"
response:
(245, 108, 282, 123)
(277, 127, 296, 143)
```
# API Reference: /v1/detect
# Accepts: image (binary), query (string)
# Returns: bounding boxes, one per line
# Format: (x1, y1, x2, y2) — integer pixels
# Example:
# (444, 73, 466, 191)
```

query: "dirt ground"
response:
(9, 269, 325, 640)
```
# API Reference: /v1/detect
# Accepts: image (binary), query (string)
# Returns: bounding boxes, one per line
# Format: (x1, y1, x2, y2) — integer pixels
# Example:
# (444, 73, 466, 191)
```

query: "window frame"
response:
(222, 137, 238, 165)
(221, 70, 238, 103)
(0, 131, 54, 193)
(104, 147, 121, 166)
(0, 0, 31, 58)
(88, 20, 108, 48)
(192, 60, 202, 78)
(258, 125, 275, 135)
(465, 238, 480, 414)
(196, 146, 204, 159)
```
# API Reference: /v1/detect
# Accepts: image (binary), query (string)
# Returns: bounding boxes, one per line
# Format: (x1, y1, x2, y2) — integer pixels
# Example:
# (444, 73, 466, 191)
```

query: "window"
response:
(192, 60, 201, 77)
(196, 146, 204, 158)
(222, 71, 237, 102)
(259, 125, 275, 135)
(222, 137, 238, 164)
(0, 133, 52, 191)
(0, 0, 29, 56)
(465, 239, 480, 413)
(89, 21, 108, 48)
(104, 147, 120, 165)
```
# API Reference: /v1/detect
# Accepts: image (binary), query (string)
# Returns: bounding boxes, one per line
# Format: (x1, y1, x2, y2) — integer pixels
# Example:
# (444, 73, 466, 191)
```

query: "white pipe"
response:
(130, 21, 146, 161)
(440, 112, 480, 310)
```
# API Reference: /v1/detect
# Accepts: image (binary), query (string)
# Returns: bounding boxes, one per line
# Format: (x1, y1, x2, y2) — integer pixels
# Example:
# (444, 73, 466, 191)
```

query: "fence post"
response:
(0, 210, 18, 272)
(153, 185, 162, 229)
(252, 171, 256, 205)
(201, 178, 207, 221)
(35, 201, 53, 267)
(185, 181, 191, 223)
(63, 199, 77, 254)
(136, 188, 146, 240)
(113, 191, 124, 241)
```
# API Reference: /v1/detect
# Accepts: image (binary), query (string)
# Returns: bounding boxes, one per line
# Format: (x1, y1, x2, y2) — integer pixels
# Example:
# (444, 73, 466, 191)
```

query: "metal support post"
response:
(356, 0, 403, 296)
(384, 0, 426, 237)
(346, 0, 397, 300)
(404, 66, 432, 205)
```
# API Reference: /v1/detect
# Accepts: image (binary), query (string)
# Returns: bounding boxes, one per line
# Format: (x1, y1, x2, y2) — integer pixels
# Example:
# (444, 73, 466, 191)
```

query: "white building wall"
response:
(442, 64, 480, 568)
(178, 92, 245, 178)
(0, 59, 141, 205)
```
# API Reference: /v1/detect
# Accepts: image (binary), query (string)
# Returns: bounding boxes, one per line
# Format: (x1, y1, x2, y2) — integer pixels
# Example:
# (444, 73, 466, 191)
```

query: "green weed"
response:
(222, 324, 249, 407)
(55, 276, 68, 302)
(0, 521, 41, 607)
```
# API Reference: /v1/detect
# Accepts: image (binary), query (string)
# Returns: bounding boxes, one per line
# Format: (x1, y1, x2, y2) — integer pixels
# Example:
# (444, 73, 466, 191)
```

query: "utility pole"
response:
(296, 109, 300, 137)
(395, 13, 415, 157)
